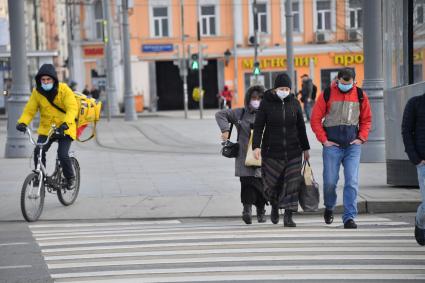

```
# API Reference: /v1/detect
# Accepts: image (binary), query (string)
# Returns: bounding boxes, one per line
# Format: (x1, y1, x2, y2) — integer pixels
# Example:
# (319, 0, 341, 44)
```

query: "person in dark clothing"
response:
(402, 93, 425, 246)
(90, 86, 100, 100)
(252, 73, 310, 227)
(300, 74, 316, 122)
(215, 85, 267, 224)
(82, 85, 90, 96)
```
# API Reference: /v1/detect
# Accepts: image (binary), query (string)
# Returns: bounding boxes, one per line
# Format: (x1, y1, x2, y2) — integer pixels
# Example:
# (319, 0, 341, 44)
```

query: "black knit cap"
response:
(274, 73, 292, 89)
(337, 68, 355, 81)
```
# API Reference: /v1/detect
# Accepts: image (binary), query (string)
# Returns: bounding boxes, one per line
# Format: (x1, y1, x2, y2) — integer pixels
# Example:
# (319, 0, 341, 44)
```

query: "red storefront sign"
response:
(83, 46, 104, 57)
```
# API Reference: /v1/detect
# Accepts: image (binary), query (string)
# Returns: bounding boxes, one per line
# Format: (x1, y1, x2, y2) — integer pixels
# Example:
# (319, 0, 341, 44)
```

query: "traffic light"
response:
(253, 61, 261, 76)
(191, 54, 199, 70)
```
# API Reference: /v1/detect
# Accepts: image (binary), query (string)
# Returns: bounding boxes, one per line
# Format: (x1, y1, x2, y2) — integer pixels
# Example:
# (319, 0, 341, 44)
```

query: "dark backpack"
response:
(323, 86, 364, 109)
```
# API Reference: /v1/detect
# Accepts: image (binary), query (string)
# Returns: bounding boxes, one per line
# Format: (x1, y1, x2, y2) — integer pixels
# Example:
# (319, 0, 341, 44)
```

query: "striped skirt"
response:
(262, 156, 303, 211)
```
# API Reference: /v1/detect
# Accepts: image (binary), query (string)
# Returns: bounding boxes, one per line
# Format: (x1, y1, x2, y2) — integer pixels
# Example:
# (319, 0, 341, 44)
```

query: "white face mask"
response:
(250, 100, 261, 109)
(276, 90, 290, 100)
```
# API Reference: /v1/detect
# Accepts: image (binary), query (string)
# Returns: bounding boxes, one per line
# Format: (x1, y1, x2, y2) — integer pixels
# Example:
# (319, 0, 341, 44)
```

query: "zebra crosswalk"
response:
(29, 216, 425, 282)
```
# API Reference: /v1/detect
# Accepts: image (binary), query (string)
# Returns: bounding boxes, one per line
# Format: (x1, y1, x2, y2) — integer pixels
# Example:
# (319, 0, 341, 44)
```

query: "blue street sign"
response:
(142, 44, 173, 53)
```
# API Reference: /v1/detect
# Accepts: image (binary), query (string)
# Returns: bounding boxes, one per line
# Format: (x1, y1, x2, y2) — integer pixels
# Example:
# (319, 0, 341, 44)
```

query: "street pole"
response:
(122, 0, 137, 121)
(285, 0, 295, 90)
(253, 0, 258, 84)
(5, 0, 32, 158)
(102, 0, 120, 120)
(361, 0, 385, 163)
(180, 0, 188, 119)
(65, 0, 74, 82)
(197, 1, 203, 120)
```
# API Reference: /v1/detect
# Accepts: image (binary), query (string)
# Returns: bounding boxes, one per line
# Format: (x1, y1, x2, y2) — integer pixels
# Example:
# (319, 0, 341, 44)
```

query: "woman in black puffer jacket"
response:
(252, 73, 310, 227)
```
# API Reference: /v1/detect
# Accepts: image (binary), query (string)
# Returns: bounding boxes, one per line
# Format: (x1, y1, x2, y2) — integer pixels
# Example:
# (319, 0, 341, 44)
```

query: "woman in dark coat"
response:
(215, 85, 267, 224)
(252, 73, 310, 227)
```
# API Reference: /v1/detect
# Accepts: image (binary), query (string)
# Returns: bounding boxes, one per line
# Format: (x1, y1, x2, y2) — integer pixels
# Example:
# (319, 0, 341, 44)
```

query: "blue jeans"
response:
(417, 164, 425, 229)
(304, 101, 314, 121)
(323, 144, 361, 223)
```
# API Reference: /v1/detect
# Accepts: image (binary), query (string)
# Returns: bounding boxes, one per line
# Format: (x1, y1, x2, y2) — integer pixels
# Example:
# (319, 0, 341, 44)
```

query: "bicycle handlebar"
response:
(26, 125, 56, 146)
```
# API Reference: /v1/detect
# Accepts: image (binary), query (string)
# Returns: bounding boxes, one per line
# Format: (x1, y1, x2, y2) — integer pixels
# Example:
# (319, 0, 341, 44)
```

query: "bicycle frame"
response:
(26, 126, 55, 198)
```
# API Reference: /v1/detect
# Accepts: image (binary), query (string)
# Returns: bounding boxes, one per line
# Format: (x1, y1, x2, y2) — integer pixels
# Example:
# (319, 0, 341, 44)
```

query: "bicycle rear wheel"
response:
(57, 157, 80, 206)
(21, 172, 45, 222)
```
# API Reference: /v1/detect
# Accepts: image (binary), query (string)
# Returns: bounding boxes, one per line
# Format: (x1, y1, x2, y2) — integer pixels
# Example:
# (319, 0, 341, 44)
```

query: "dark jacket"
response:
(215, 85, 265, 177)
(402, 93, 425, 165)
(301, 78, 313, 102)
(252, 90, 310, 161)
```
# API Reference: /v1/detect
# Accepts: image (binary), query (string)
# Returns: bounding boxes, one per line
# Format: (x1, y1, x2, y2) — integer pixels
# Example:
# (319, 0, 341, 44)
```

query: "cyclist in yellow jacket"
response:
(16, 64, 78, 188)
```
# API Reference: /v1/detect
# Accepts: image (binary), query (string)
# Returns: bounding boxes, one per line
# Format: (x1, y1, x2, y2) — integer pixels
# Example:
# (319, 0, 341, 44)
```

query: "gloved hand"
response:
(16, 123, 27, 133)
(56, 122, 69, 136)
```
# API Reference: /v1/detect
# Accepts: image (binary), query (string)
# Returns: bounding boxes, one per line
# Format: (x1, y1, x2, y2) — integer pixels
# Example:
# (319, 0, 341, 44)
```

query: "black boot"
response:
(271, 206, 279, 224)
(256, 205, 267, 223)
(284, 210, 296, 227)
(242, 204, 252, 225)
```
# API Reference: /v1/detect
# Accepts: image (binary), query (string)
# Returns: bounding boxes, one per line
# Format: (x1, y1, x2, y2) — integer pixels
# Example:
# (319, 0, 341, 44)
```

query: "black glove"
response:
(16, 123, 27, 133)
(56, 123, 69, 136)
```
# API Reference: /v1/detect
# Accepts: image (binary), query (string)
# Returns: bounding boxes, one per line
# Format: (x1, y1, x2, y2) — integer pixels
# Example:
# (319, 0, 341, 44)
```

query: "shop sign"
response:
(83, 46, 104, 57)
(142, 44, 173, 53)
(242, 56, 318, 70)
(334, 54, 364, 66)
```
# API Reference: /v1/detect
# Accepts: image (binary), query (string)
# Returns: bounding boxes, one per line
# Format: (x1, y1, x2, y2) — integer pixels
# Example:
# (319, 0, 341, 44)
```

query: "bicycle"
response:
(20, 125, 81, 222)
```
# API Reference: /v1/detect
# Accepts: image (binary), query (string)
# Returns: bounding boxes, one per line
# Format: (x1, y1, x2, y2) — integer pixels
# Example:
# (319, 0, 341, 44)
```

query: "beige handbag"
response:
(245, 130, 262, 167)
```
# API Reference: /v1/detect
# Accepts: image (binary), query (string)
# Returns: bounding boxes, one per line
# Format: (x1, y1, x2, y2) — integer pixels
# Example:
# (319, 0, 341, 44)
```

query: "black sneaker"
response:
(66, 177, 76, 190)
(344, 219, 357, 229)
(283, 210, 296, 227)
(256, 206, 267, 223)
(324, 209, 333, 224)
(415, 220, 425, 246)
(242, 204, 252, 225)
(271, 206, 279, 224)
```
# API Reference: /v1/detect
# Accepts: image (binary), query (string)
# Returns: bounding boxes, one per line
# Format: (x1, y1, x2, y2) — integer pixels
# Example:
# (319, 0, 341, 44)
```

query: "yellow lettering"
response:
(335, 55, 344, 65)
(242, 59, 253, 69)
(354, 54, 364, 64)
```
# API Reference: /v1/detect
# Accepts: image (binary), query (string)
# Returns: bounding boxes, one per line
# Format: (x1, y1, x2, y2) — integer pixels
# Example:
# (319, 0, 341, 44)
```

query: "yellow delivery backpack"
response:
(48, 91, 102, 142)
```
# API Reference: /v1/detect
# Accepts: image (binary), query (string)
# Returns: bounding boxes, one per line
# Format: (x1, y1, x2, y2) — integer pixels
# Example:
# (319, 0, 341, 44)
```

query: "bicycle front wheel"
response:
(20, 172, 45, 222)
(57, 157, 80, 206)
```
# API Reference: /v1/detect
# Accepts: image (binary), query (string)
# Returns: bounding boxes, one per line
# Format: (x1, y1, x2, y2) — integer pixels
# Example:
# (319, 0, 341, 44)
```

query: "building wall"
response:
(128, 0, 369, 109)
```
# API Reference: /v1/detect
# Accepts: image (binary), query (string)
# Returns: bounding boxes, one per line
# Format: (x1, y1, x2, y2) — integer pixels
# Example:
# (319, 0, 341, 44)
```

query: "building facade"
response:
(127, 0, 375, 110)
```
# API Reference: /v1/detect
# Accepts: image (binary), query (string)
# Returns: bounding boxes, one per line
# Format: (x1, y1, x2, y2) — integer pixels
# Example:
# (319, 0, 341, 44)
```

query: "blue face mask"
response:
(41, 83, 54, 91)
(338, 82, 353, 92)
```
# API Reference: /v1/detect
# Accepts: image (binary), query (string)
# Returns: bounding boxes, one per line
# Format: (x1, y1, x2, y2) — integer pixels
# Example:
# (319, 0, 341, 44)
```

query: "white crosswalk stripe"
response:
(29, 216, 425, 282)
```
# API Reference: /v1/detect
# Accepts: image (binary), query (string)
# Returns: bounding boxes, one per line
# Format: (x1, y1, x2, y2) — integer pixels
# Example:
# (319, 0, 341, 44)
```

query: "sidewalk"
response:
(0, 112, 420, 221)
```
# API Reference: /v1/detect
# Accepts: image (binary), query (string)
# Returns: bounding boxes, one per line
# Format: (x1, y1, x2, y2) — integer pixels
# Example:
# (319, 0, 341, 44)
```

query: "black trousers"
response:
(34, 135, 74, 179)
(240, 177, 267, 207)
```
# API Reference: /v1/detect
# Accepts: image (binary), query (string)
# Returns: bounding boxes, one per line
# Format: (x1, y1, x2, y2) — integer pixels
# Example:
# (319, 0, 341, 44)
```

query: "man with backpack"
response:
(15, 64, 78, 189)
(311, 68, 372, 229)
(401, 93, 425, 246)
